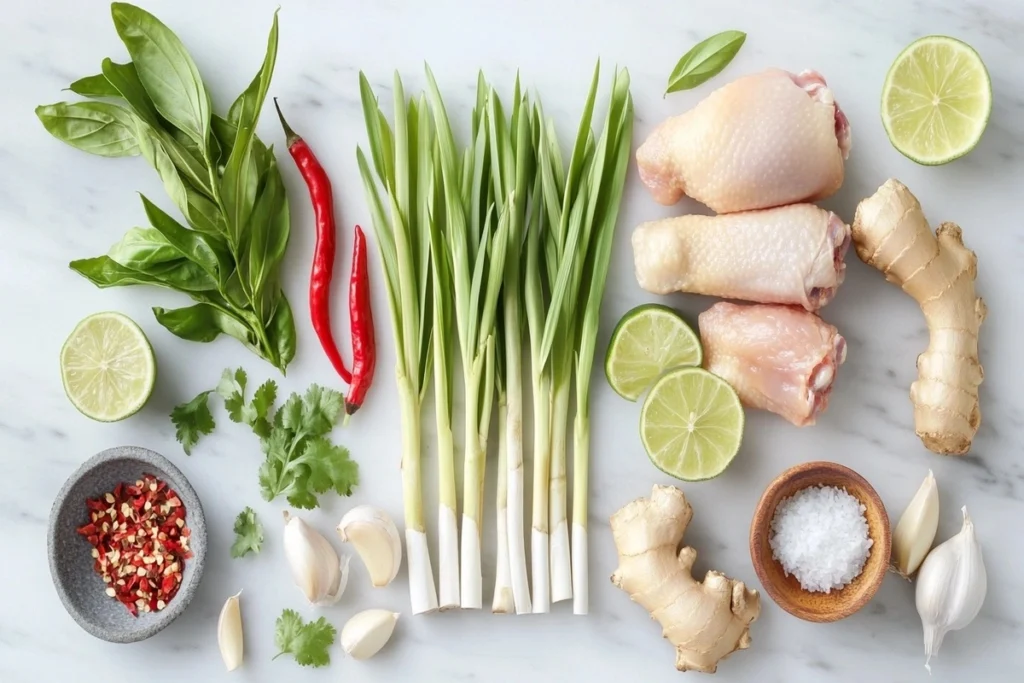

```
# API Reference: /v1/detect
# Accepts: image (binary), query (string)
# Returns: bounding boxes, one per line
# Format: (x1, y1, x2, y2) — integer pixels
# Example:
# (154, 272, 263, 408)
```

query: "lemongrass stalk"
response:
(492, 387, 514, 613)
(530, 370, 552, 613)
(572, 68, 634, 616)
(548, 368, 573, 603)
(357, 71, 438, 615)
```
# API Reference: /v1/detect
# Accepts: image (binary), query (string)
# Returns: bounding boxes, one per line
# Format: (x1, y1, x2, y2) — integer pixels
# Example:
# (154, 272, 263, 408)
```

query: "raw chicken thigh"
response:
(637, 69, 851, 213)
(698, 302, 846, 426)
(632, 204, 850, 311)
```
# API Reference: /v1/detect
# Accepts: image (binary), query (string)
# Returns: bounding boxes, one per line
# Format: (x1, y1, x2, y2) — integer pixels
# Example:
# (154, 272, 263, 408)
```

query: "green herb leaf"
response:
(665, 30, 746, 95)
(266, 295, 296, 372)
(100, 59, 160, 125)
(230, 507, 263, 558)
(68, 73, 120, 98)
(300, 385, 345, 436)
(111, 2, 211, 144)
(293, 437, 359, 497)
(107, 226, 182, 270)
(274, 610, 335, 668)
(138, 195, 227, 278)
(35, 101, 139, 157)
(152, 302, 254, 346)
(249, 380, 277, 438)
(245, 156, 290, 324)
(216, 367, 248, 422)
(170, 390, 214, 454)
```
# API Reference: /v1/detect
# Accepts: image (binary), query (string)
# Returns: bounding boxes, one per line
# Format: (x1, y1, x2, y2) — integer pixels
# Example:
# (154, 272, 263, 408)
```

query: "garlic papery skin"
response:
(915, 506, 987, 672)
(341, 609, 399, 660)
(283, 511, 350, 606)
(892, 470, 940, 577)
(337, 505, 402, 587)
(217, 591, 244, 672)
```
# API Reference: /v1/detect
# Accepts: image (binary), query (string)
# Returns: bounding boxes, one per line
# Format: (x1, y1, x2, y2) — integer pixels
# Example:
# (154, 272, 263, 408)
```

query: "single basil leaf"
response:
(139, 194, 229, 279)
(212, 115, 237, 163)
(69, 254, 215, 293)
(666, 30, 746, 94)
(153, 302, 255, 347)
(107, 226, 181, 270)
(35, 101, 139, 157)
(246, 155, 290, 324)
(267, 293, 296, 372)
(71, 255, 164, 288)
(111, 2, 211, 145)
(132, 117, 191, 220)
(185, 186, 225, 235)
(69, 74, 120, 98)
(221, 11, 278, 247)
(101, 59, 160, 125)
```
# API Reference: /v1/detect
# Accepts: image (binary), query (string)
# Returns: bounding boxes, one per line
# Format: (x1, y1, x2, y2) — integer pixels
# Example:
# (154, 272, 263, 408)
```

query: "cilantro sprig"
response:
(231, 507, 264, 558)
(273, 609, 336, 667)
(171, 368, 359, 508)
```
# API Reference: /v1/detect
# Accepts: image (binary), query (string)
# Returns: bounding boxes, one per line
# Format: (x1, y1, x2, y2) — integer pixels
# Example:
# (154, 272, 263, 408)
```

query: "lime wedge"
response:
(881, 35, 991, 165)
(60, 312, 156, 422)
(640, 367, 744, 481)
(605, 304, 703, 401)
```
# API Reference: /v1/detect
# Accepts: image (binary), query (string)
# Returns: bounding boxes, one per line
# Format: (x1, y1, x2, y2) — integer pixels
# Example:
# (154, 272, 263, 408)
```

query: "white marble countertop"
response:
(2, 0, 1022, 680)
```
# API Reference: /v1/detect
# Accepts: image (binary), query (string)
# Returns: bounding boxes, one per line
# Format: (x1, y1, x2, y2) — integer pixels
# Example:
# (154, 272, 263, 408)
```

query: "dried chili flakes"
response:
(76, 473, 192, 617)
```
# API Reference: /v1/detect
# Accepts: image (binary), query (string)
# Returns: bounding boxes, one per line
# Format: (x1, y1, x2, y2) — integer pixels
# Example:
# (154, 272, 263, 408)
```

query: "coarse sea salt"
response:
(769, 485, 873, 593)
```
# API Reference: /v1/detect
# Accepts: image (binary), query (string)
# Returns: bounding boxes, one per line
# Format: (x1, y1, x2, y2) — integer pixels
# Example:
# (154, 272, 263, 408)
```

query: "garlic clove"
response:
(217, 591, 244, 672)
(337, 505, 402, 587)
(915, 506, 987, 672)
(340, 609, 400, 660)
(283, 511, 350, 606)
(892, 470, 940, 577)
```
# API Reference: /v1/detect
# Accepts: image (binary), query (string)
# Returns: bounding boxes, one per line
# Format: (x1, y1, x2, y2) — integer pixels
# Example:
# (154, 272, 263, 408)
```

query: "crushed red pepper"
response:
(77, 473, 192, 617)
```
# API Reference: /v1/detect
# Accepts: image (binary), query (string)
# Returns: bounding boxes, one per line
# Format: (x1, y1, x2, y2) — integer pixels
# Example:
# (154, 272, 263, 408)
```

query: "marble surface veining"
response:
(2, 0, 1023, 681)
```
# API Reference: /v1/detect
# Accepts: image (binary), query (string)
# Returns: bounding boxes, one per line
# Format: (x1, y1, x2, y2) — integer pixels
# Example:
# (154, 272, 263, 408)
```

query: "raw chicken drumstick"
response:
(698, 302, 846, 426)
(637, 68, 851, 213)
(631, 204, 850, 312)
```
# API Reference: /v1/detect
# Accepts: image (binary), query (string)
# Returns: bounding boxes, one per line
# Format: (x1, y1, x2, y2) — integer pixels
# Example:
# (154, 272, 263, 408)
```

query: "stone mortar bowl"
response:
(749, 460, 891, 623)
(47, 445, 207, 643)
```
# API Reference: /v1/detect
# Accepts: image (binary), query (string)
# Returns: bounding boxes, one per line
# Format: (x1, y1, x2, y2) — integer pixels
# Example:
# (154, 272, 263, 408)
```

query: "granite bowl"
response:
(749, 461, 891, 623)
(47, 446, 207, 643)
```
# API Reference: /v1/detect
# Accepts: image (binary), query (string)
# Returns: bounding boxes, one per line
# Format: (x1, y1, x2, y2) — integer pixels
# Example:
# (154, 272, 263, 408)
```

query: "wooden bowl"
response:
(749, 461, 891, 623)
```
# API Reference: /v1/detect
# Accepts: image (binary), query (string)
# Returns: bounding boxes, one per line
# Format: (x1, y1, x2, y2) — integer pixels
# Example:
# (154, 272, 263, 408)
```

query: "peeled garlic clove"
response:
(892, 470, 940, 577)
(341, 609, 400, 660)
(915, 506, 987, 672)
(283, 511, 350, 606)
(217, 591, 243, 672)
(337, 505, 402, 587)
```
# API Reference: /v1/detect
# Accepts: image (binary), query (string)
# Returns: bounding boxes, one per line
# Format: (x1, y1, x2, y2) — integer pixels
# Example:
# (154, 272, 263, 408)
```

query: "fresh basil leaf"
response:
(101, 59, 160, 125)
(267, 293, 296, 372)
(212, 115, 237, 163)
(666, 30, 746, 94)
(246, 155, 290, 323)
(35, 101, 139, 157)
(111, 2, 211, 145)
(132, 117, 191, 219)
(185, 186, 225, 235)
(68, 74, 120, 98)
(139, 194, 229, 279)
(70, 254, 213, 293)
(221, 11, 278, 247)
(153, 302, 255, 347)
(107, 226, 181, 269)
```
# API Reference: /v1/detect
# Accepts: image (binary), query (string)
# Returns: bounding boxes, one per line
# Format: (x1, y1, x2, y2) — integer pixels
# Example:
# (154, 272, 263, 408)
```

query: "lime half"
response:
(640, 367, 744, 481)
(605, 304, 702, 401)
(60, 312, 156, 422)
(881, 35, 991, 165)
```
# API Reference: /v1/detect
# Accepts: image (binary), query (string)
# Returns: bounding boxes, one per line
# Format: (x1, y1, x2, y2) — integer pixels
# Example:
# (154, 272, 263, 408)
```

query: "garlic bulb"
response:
(337, 505, 402, 587)
(217, 591, 244, 672)
(283, 511, 349, 606)
(915, 506, 987, 672)
(892, 470, 940, 577)
(341, 609, 399, 660)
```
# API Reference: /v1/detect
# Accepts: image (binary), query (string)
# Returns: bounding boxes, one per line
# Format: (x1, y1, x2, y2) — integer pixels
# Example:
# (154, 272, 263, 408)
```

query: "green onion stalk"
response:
(571, 68, 633, 615)
(426, 68, 507, 610)
(358, 72, 438, 615)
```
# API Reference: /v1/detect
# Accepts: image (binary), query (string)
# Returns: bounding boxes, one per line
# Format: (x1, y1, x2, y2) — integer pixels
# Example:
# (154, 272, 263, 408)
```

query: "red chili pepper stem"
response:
(272, 98, 301, 148)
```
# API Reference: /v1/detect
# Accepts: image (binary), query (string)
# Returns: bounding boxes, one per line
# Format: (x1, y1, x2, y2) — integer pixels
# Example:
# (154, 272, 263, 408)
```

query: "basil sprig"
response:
(36, 3, 294, 373)
(666, 30, 747, 95)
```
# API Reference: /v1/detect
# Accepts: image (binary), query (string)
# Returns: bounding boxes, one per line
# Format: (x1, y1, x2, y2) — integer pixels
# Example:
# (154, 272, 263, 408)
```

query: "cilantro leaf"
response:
(295, 437, 359, 496)
(170, 391, 215, 455)
(300, 385, 344, 435)
(258, 459, 281, 502)
(230, 507, 263, 558)
(274, 609, 336, 668)
(249, 380, 277, 437)
(216, 368, 247, 423)
(278, 392, 305, 432)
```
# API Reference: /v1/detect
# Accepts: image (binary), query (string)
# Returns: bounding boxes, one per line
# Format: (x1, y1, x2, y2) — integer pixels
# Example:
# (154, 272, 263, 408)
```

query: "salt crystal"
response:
(769, 485, 873, 593)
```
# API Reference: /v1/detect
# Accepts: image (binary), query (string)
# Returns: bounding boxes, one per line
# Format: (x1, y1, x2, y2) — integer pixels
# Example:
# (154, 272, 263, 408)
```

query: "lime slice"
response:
(640, 367, 744, 481)
(60, 312, 156, 422)
(605, 304, 703, 401)
(881, 35, 992, 165)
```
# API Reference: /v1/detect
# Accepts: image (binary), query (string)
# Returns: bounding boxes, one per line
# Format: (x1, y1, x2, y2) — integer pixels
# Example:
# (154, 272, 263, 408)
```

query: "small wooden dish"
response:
(749, 461, 891, 623)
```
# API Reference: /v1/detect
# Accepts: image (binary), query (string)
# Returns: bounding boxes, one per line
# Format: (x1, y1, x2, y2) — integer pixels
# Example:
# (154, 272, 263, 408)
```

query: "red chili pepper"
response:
(345, 225, 376, 414)
(273, 98, 352, 384)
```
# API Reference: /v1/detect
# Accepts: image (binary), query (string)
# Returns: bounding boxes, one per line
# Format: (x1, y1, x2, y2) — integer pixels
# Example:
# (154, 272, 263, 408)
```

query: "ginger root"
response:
(852, 179, 986, 455)
(610, 485, 760, 674)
